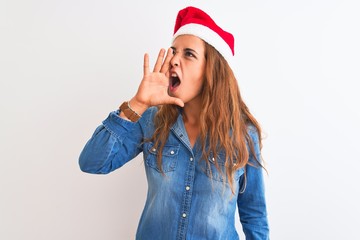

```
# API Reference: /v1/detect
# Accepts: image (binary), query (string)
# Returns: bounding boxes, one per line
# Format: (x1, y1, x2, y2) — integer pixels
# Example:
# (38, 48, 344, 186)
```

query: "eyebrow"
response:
(171, 47, 199, 56)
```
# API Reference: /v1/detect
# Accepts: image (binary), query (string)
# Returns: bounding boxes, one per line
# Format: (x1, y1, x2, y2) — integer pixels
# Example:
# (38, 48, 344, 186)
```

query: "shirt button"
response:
(211, 157, 215, 162)
(170, 150, 175, 155)
(186, 186, 190, 191)
(152, 148, 156, 152)
(190, 157, 193, 161)
(182, 213, 187, 218)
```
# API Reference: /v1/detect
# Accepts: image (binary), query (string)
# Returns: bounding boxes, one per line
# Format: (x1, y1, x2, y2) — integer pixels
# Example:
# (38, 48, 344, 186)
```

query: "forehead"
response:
(172, 35, 205, 51)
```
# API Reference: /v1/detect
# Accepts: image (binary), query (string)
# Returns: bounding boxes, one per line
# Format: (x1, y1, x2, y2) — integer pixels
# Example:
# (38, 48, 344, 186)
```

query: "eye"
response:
(185, 51, 195, 58)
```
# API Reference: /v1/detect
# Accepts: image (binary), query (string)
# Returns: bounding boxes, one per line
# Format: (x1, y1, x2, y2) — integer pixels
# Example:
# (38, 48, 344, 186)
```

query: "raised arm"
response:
(79, 48, 183, 174)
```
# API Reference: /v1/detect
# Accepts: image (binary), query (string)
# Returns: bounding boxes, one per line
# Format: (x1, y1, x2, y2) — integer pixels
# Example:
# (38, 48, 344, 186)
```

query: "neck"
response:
(182, 98, 202, 126)
(182, 97, 202, 148)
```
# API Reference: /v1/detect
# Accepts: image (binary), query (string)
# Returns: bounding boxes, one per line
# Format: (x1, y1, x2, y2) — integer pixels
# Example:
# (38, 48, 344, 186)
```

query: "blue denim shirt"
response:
(79, 107, 269, 240)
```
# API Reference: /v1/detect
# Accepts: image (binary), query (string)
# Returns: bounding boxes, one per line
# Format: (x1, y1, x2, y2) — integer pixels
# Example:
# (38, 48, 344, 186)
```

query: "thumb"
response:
(169, 97, 184, 108)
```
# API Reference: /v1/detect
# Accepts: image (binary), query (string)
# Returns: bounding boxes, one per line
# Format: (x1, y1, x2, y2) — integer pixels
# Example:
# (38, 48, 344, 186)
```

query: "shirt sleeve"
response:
(237, 129, 270, 239)
(78, 110, 148, 174)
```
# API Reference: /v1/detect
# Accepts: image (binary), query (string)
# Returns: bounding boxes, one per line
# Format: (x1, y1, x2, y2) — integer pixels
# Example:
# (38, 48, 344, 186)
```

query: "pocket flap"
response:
(147, 143, 179, 157)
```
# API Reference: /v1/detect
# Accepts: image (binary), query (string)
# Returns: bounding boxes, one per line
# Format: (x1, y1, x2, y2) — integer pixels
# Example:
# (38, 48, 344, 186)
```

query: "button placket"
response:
(177, 154, 195, 239)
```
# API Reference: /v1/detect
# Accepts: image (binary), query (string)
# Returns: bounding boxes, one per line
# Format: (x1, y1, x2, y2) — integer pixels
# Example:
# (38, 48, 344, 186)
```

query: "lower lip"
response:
(169, 84, 180, 93)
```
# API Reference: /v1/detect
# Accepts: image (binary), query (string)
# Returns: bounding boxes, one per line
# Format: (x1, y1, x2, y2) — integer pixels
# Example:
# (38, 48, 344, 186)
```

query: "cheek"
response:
(195, 73, 205, 89)
(183, 63, 205, 88)
(197, 77, 205, 89)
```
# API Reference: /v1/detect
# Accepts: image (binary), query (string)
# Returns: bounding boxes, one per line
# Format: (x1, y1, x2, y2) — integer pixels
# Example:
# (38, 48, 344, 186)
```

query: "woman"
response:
(79, 6, 269, 240)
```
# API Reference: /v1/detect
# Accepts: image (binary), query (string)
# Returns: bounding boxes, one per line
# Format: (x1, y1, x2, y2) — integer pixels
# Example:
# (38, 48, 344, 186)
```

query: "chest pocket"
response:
(145, 143, 180, 173)
(206, 152, 244, 182)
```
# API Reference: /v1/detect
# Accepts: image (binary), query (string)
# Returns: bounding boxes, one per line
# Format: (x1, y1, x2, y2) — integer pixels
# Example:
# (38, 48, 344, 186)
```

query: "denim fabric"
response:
(79, 107, 269, 240)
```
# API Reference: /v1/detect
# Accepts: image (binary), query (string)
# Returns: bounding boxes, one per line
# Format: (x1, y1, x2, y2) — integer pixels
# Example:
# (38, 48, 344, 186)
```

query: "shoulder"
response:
(140, 106, 159, 122)
(246, 124, 260, 144)
(137, 106, 159, 136)
(246, 124, 262, 165)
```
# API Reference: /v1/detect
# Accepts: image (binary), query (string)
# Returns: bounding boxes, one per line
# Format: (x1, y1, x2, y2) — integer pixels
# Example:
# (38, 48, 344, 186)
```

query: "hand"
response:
(131, 48, 184, 113)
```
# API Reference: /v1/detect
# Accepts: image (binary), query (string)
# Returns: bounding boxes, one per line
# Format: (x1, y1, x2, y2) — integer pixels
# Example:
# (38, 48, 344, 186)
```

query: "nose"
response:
(170, 54, 179, 67)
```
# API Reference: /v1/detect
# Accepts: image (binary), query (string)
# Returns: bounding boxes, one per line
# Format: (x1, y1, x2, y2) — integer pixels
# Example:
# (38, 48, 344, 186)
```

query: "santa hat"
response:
(172, 6, 235, 69)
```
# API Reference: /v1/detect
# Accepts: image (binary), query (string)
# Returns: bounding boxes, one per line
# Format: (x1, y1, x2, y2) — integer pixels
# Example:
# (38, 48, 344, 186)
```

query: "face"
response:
(169, 35, 206, 105)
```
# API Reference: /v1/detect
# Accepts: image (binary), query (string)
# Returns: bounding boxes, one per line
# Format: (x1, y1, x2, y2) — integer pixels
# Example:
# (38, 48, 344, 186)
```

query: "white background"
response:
(1, 0, 360, 239)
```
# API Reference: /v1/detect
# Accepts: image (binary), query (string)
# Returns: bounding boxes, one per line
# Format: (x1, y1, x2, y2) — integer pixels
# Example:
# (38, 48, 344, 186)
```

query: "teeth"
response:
(171, 73, 178, 77)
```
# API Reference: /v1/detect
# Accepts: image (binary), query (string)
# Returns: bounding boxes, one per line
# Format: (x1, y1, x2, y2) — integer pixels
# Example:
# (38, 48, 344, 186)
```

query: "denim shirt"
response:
(79, 107, 269, 240)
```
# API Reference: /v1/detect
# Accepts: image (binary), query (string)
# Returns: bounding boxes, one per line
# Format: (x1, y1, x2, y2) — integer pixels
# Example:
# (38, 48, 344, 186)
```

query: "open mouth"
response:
(170, 73, 181, 91)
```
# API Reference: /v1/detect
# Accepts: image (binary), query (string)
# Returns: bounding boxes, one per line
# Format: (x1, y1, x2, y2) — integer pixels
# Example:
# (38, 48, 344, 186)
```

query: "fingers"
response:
(143, 53, 149, 75)
(145, 48, 173, 75)
(153, 49, 166, 72)
(160, 48, 173, 74)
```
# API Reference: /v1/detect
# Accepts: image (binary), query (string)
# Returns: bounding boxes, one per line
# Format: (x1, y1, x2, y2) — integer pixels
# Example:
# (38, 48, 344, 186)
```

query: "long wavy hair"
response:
(150, 41, 263, 193)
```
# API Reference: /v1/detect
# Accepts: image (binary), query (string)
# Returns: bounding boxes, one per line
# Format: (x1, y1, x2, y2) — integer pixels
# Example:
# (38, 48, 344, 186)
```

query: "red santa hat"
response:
(172, 6, 235, 69)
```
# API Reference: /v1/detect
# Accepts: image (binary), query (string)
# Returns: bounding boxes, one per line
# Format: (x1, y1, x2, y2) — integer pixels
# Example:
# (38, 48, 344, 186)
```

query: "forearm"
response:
(237, 128, 269, 239)
(237, 164, 269, 240)
(119, 97, 149, 122)
(79, 111, 143, 174)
